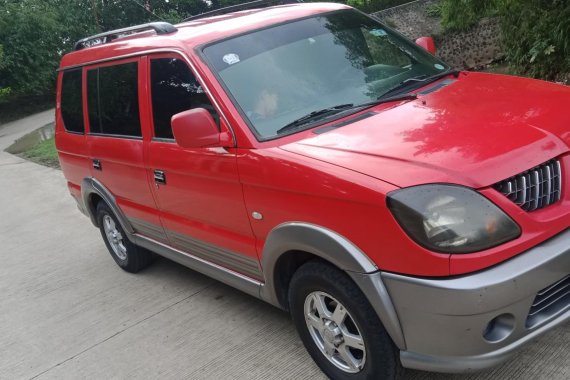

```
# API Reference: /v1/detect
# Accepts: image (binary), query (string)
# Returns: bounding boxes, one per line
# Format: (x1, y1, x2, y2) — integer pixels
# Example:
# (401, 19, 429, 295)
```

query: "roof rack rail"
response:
(183, 0, 303, 22)
(74, 22, 177, 51)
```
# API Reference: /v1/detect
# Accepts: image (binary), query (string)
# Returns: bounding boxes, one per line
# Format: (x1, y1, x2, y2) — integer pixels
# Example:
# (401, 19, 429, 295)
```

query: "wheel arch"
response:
(259, 222, 406, 349)
(80, 177, 135, 235)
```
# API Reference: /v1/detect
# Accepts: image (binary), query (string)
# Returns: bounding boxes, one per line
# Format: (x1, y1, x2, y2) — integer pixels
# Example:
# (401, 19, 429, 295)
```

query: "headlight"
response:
(387, 184, 520, 254)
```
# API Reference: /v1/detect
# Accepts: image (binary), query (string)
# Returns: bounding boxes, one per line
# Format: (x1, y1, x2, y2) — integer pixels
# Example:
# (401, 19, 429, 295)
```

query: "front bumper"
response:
(382, 228, 570, 373)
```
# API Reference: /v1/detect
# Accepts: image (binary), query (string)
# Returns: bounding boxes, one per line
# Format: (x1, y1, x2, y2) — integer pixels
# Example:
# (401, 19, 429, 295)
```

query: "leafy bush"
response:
(437, 0, 570, 80)
(439, 0, 497, 31)
(346, 0, 411, 14)
(499, 0, 570, 80)
(425, 2, 442, 17)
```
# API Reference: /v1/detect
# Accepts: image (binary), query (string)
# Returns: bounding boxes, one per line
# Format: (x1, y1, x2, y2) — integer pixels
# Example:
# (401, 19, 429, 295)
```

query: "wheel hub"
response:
(322, 320, 344, 347)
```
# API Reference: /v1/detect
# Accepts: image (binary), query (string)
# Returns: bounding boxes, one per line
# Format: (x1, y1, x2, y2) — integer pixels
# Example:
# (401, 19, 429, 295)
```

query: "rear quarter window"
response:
(60, 69, 84, 133)
(87, 62, 141, 137)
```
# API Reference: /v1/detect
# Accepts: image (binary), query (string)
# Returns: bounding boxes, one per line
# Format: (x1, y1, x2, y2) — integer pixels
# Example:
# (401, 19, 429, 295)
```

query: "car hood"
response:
(280, 72, 570, 188)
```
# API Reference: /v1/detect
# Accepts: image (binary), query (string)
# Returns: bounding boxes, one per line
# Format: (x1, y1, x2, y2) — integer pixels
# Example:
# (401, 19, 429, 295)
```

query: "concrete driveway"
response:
(1, 112, 568, 379)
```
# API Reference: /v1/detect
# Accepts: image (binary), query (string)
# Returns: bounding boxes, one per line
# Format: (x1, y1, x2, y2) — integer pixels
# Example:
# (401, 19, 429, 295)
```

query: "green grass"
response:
(19, 136, 60, 168)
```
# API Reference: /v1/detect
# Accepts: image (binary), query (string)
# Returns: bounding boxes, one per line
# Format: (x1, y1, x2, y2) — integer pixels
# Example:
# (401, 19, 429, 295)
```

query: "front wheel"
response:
(289, 261, 401, 380)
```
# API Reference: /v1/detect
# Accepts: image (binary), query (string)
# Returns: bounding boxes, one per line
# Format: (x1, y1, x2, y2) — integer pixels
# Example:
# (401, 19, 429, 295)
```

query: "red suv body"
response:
(56, 3, 570, 378)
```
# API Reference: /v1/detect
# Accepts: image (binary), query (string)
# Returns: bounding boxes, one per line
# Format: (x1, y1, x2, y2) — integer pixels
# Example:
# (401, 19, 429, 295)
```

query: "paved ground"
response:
(0, 111, 568, 379)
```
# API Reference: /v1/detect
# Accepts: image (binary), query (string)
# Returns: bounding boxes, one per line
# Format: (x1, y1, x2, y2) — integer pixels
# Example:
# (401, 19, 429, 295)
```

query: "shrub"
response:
(439, 0, 497, 31)
(499, 0, 570, 80)
(437, 0, 570, 80)
(346, 0, 411, 14)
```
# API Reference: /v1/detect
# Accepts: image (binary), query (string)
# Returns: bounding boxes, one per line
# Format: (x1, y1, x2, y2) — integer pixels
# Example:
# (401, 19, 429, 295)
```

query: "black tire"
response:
(289, 260, 401, 380)
(96, 201, 154, 273)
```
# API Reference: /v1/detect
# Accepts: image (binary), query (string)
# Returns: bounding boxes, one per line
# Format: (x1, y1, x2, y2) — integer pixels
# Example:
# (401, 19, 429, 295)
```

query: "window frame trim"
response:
(88, 132, 144, 141)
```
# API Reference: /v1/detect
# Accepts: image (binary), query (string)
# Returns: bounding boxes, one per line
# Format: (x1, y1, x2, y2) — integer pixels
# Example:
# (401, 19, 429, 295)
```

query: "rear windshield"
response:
(202, 9, 450, 140)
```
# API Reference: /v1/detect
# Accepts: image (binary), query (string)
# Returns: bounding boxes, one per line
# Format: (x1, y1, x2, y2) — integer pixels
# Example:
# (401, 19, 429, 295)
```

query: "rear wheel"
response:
(289, 261, 401, 380)
(96, 201, 154, 273)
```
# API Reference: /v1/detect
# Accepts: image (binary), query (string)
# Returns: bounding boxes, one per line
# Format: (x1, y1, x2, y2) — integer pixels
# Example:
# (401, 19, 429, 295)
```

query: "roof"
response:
(59, 3, 349, 69)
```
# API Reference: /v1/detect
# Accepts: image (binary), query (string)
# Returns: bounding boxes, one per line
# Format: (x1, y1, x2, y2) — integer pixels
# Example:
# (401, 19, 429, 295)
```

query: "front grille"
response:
(526, 274, 570, 328)
(494, 159, 562, 212)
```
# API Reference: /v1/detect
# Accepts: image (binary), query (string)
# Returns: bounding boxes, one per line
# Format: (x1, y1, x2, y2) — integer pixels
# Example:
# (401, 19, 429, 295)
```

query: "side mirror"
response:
(171, 108, 231, 149)
(415, 36, 437, 55)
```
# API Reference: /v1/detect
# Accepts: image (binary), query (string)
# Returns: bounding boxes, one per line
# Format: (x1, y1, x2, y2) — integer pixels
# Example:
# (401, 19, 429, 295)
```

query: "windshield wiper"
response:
(380, 69, 460, 99)
(354, 92, 418, 110)
(400, 74, 429, 84)
(276, 104, 354, 134)
(275, 93, 420, 136)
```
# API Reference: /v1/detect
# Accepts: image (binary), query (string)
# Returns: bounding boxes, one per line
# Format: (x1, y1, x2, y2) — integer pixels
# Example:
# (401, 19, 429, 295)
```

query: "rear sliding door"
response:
(85, 58, 165, 241)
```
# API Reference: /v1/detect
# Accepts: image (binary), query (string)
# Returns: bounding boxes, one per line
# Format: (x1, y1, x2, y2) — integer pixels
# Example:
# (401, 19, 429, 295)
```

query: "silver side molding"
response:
(259, 222, 377, 306)
(80, 178, 263, 299)
(261, 222, 377, 277)
(134, 233, 262, 299)
(78, 187, 405, 350)
(349, 272, 406, 350)
(258, 222, 405, 349)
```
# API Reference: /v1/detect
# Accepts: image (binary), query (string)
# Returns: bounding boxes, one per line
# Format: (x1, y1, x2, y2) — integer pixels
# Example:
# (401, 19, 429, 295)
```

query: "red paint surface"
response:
(56, 3, 570, 278)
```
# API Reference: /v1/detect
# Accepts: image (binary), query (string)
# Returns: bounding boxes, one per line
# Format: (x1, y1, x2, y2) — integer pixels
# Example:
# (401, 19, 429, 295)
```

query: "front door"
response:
(144, 54, 261, 280)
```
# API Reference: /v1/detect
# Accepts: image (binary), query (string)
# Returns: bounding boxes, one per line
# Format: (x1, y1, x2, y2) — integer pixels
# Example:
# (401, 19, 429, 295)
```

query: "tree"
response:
(0, 0, 211, 102)
(0, 1, 63, 98)
(0, 0, 413, 105)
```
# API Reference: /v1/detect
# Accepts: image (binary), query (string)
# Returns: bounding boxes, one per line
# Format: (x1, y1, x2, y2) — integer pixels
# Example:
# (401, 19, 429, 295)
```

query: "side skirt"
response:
(133, 233, 263, 300)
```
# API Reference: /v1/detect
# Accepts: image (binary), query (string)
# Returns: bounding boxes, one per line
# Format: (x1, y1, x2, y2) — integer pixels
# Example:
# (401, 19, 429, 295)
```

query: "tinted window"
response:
(150, 58, 218, 139)
(87, 62, 141, 137)
(61, 69, 84, 133)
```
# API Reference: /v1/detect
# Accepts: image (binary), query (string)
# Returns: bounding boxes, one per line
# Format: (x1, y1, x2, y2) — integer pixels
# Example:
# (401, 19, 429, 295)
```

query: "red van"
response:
(55, 2, 570, 378)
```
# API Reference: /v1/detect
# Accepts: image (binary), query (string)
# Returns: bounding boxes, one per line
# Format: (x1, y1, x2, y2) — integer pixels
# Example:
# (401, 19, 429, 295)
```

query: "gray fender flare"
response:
(80, 177, 135, 236)
(258, 222, 406, 349)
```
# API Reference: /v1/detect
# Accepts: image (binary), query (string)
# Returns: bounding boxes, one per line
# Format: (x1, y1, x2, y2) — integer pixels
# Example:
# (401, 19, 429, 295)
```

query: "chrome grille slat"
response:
(542, 165, 550, 208)
(536, 274, 569, 296)
(531, 283, 570, 309)
(550, 161, 562, 203)
(526, 275, 570, 327)
(494, 159, 563, 212)
(528, 289, 570, 317)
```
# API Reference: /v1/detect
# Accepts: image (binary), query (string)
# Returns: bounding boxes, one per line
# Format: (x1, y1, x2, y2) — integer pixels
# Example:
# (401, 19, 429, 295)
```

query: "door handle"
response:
(93, 159, 102, 171)
(154, 170, 166, 185)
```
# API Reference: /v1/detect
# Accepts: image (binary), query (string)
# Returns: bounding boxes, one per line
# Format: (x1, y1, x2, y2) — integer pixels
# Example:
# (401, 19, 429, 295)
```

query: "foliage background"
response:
(436, 0, 570, 81)
(0, 0, 412, 109)
(0, 0, 568, 114)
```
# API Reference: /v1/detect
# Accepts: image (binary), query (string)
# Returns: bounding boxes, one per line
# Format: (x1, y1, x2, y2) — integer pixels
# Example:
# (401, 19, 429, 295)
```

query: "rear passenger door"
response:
(144, 54, 261, 280)
(85, 58, 166, 241)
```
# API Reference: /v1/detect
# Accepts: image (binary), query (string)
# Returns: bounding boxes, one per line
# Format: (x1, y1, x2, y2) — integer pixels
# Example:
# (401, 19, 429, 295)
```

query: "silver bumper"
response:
(382, 229, 570, 373)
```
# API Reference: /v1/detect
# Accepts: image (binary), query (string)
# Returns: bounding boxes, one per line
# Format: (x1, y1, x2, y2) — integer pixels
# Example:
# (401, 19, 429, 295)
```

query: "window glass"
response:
(61, 69, 84, 133)
(150, 58, 218, 139)
(203, 10, 449, 140)
(87, 62, 141, 137)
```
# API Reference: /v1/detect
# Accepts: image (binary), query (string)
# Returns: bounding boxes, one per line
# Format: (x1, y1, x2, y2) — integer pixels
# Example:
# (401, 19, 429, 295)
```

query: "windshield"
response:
(202, 9, 450, 140)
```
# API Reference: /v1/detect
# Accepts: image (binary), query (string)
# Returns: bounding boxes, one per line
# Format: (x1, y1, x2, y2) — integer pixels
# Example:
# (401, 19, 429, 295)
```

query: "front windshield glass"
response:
(202, 9, 450, 140)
